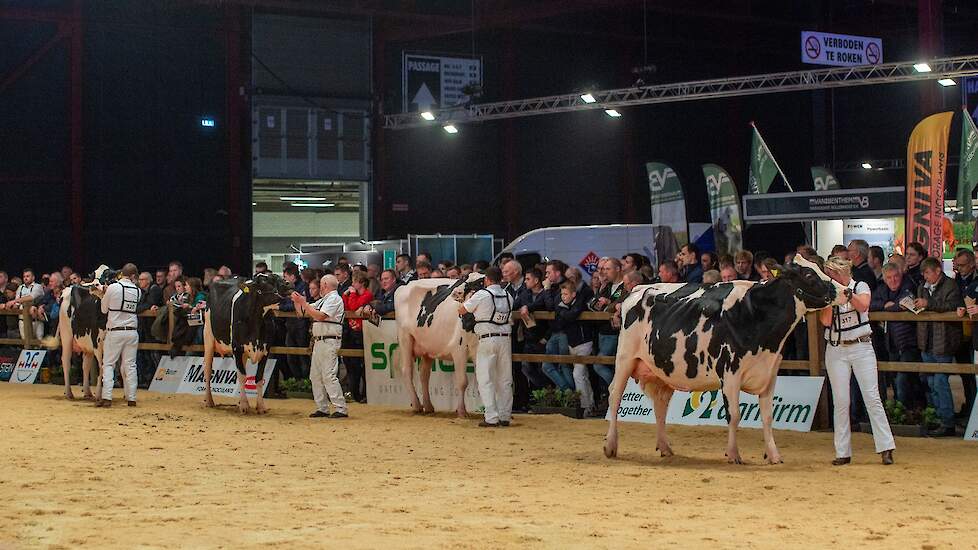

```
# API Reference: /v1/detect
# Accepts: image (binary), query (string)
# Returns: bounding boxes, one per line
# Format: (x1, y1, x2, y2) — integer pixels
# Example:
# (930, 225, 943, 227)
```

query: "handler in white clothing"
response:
(459, 267, 513, 427)
(292, 275, 348, 418)
(819, 256, 894, 465)
(0, 268, 45, 341)
(97, 263, 141, 407)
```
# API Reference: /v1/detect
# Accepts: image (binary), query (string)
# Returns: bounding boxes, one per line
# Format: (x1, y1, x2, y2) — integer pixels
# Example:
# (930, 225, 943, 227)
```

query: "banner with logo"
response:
(646, 162, 689, 267)
(965, 399, 978, 441)
(957, 107, 978, 221)
(607, 376, 824, 432)
(703, 164, 744, 255)
(811, 166, 840, 191)
(748, 124, 784, 194)
(363, 319, 482, 410)
(906, 111, 953, 259)
(0, 349, 17, 382)
(843, 218, 897, 256)
(8, 350, 46, 384)
(149, 356, 276, 398)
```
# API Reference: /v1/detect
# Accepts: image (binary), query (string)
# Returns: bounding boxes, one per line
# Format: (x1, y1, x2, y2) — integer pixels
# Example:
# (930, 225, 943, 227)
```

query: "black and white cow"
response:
(44, 265, 118, 400)
(202, 273, 292, 414)
(604, 256, 847, 464)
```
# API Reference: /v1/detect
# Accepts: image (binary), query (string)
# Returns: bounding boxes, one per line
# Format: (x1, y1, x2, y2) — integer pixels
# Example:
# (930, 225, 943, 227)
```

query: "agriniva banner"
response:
(646, 162, 688, 267)
(906, 111, 953, 259)
(703, 164, 743, 255)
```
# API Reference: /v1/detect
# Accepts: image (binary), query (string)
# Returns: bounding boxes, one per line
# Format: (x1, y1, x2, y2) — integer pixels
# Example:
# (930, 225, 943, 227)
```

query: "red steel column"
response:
(371, 21, 387, 239)
(918, 0, 943, 115)
(225, 4, 243, 272)
(69, 0, 84, 269)
(500, 30, 518, 240)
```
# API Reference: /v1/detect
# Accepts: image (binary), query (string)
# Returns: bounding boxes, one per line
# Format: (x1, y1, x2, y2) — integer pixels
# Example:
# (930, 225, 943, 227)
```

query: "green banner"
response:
(957, 109, 978, 221)
(646, 162, 688, 267)
(703, 164, 743, 255)
(811, 166, 840, 191)
(748, 125, 780, 194)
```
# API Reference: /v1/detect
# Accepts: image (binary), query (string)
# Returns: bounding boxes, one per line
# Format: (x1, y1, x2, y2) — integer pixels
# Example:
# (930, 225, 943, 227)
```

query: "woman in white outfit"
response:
(819, 256, 894, 465)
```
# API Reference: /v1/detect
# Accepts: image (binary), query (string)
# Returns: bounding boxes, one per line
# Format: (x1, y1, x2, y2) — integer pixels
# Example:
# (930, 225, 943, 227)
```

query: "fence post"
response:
(166, 303, 175, 348)
(20, 306, 33, 349)
(806, 311, 830, 430)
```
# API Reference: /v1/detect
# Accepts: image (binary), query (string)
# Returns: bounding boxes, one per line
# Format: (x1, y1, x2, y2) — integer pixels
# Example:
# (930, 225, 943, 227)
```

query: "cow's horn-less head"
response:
(453, 272, 486, 302)
(248, 273, 294, 303)
(779, 255, 846, 310)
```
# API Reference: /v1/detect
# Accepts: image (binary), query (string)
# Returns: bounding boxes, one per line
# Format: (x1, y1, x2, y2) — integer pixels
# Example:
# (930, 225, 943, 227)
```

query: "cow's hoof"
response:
(422, 405, 435, 415)
(83, 393, 95, 401)
(660, 448, 674, 458)
(764, 452, 783, 465)
(65, 391, 75, 401)
(255, 405, 268, 415)
(456, 411, 467, 419)
(238, 403, 251, 415)
(725, 452, 743, 465)
(603, 443, 617, 459)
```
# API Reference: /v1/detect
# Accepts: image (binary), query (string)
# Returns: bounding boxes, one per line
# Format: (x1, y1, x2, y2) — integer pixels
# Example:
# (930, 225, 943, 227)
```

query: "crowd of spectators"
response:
(2, 238, 975, 431)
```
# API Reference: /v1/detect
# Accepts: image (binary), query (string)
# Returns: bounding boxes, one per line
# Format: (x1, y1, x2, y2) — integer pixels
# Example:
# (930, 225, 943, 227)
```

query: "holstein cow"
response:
(202, 273, 292, 414)
(394, 274, 485, 416)
(44, 265, 119, 400)
(604, 256, 847, 464)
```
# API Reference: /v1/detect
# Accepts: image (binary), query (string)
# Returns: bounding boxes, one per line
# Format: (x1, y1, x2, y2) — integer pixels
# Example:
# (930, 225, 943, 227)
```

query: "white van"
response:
(494, 225, 653, 279)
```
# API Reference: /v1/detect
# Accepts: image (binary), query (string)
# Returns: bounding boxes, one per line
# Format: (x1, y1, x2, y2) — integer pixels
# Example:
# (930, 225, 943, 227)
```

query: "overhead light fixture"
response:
(861, 162, 873, 169)
(420, 111, 435, 121)
(605, 109, 622, 117)
(443, 124, 458, 134)
(580, 93, 596, 103)
(279, 196, 326, 201)
(938, 78, 957, 87)
(290, 202, 335, 208)
(251, 202, 257, 206)
(913, 62, 932, 73)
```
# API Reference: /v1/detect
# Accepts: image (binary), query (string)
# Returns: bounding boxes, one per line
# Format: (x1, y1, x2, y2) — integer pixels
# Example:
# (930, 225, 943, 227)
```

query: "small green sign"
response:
(383, 249, 396, 269)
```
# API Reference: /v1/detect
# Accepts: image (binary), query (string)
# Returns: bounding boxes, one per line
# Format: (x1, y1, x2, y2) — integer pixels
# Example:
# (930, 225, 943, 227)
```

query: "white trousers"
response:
(19, 319, 43, 341)
(101, 330, 138, 402)
(311, 339, 347, 414)
(476, 335, 513, 423)
(570, 341, 595, 411)
(825, 342, 895, 457)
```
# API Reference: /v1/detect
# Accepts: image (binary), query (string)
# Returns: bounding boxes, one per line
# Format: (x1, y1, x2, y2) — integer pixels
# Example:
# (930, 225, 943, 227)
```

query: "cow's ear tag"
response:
(771, 269, 780, 278)
(242, 286, 250, 293)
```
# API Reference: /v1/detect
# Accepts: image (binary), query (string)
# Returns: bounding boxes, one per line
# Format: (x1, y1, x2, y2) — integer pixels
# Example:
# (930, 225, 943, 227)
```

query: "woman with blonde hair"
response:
(819, 255, 894, 465)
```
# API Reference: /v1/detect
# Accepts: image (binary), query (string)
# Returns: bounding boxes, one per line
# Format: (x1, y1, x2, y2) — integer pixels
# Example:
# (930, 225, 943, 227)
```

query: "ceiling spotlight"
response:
(251, 202, 257, 206)
(913, 62, 932, 73)
(290, 202, 335, 208)
(280, 196, 326, 201)
(861, 162, 873, 169)
(580, 93, 596, 103)
(443, 124, 458, 134)
(420, 111, 435, 121)
(938, 78, 957, 87)
(605, 109, 622, 118)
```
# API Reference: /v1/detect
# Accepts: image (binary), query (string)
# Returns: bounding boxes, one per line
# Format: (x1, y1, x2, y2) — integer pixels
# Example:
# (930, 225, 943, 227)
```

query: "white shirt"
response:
(312, 290, 345, 337)
(463, 284, 512, 336)
(824, 280, 871, 342)
(101, 279, 140, 329)
(16, 282, 44, 303)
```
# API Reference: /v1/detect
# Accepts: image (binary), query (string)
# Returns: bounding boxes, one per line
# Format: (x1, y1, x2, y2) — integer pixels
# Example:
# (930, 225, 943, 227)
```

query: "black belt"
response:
(108, 326, 137, 332)
(480, 333, 509, 339)
(311, 335, 341, 343)
(834, 335, 872, 346)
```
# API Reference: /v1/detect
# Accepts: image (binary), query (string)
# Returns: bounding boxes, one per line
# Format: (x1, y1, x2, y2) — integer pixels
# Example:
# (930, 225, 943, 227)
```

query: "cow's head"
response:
(774, 255, 848, 310)
(85, 264, 117, 299)
(246, 273, 294, 306)
(452, 272, 486, 302)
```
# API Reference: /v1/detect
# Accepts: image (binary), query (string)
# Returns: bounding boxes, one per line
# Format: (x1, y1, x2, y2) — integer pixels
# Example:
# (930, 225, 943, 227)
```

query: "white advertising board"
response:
(9, 350, 47, 384)
(149, 356, 276, 399)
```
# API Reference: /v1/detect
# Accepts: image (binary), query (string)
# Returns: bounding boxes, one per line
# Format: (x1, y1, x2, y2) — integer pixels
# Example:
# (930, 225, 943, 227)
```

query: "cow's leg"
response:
(201, 315, 215, 407)
(398, 331, 422, 413)
(419, 357, 435, 414)
(235, 351, 250, 414)
(254, 355, 269, 415)
(85, 354, 97, 401)
(604, 356, 639, 459)
(722, 377, 744, 464)
(759, 386, 782, 464)
(645, 377, 675, 457)
(59, 323, 75, 399)
(451, 349, 469, 418)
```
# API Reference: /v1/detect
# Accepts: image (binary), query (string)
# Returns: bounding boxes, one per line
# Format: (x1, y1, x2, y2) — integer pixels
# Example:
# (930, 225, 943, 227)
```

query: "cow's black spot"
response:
(69, 286, 106, 342)
(207, 276, 282, 356)
(416, 280, 463, 328)
(683, 331, 699, 379)
(623, 289, 651, 330)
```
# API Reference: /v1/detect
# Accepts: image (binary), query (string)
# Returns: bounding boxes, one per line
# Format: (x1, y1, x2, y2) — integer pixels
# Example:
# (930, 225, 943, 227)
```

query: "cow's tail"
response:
(40, 335, 60, 349)
(41, 287, 74, 350)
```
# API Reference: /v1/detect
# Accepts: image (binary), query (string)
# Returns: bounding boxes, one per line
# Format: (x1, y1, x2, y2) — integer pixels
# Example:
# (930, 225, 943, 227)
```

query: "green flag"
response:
(646, 162, 688, 267)
(748, 124, 783, 194)
(703, 164, 743, 255)
(811, 166, 840, 191)
(957, 109, 978, 221)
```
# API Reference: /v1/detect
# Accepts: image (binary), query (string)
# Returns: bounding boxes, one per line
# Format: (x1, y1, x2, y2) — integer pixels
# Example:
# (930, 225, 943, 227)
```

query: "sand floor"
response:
(1, 383, 976, 549)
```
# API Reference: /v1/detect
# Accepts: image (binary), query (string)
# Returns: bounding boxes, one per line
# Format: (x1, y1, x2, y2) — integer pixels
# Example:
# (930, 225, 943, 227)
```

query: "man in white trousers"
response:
(97, 263, 141, 408)
(459, 267, 513, 427)
(291, 275, 348, 418)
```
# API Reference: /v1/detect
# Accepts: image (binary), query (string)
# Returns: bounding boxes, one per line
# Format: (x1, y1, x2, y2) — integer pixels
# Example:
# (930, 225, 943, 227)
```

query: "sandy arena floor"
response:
(2, 383, 976, 549)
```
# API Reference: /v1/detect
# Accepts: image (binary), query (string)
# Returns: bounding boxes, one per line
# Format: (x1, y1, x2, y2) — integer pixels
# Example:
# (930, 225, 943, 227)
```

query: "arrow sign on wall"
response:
(412, 83, 436, 112)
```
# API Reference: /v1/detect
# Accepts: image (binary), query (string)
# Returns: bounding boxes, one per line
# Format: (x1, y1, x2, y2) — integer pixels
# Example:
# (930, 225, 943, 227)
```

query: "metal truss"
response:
(384, 55, 978, 129)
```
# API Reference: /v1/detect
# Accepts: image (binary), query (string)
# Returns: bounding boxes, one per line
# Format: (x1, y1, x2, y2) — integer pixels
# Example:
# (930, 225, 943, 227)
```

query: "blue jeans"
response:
(921, 352, 955, 428)
(542, 333, 575, 390)
(593, 334, 618, 385)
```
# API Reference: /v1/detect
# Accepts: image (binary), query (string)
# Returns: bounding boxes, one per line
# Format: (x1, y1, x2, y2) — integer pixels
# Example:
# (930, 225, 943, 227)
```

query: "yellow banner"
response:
(906, 111, 953, 259)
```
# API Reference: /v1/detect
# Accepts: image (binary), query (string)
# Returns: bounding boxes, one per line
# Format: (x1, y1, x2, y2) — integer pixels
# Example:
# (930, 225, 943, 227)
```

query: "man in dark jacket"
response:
(513, 268, 551, 392)
(589, 257, 627, 387)
(678, 243, 703, 284)
(365, 269, 398, 318)
(914, 257, 962, 436)
(952, 249, 977, 419)
(904, 242, 926, 287)
(279, 263, 309, 381)
(870, 263, 924, 408)
(848, 239, 878, 293)
(541, 280, 596, 414)
(135, 271, 163, 388)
